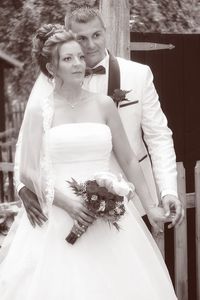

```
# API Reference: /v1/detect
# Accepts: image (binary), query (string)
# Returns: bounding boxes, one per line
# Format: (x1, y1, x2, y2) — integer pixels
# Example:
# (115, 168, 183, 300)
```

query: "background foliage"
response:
(130, 0, 200, 33)
(1, 0, 200, 105)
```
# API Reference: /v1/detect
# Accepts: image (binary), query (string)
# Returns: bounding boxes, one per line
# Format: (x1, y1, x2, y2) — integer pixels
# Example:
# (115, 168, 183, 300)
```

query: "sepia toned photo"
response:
(0, 1, 199, 299)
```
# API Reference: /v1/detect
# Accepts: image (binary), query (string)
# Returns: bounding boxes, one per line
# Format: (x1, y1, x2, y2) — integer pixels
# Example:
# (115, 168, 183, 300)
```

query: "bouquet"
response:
(66, 172, 134, 245)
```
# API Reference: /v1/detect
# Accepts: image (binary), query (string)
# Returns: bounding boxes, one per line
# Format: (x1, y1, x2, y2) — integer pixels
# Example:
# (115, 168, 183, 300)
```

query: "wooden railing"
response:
(0, 158, 199, 299)
(6, 102, 26, 134)
(0, 129, 17, 203)
(152, 161, 200, 300)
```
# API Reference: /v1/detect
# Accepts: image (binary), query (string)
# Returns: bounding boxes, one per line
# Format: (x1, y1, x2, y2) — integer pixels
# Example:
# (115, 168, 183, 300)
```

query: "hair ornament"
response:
(46, 28, 66, 42)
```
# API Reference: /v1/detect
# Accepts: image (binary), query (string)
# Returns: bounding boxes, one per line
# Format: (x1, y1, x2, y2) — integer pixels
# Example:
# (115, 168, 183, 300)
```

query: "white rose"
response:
(93, 172, 117, 189)
(94, 172, 116, 182)
(112, 178, 131, 196)
(91, 195, 98, 201)
(93, 172, 133, 197)
(97, 201, 106, 212)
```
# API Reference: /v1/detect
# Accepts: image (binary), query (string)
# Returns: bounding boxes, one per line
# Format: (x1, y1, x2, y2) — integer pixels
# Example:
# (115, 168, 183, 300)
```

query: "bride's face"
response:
(54, 40, 86, 85)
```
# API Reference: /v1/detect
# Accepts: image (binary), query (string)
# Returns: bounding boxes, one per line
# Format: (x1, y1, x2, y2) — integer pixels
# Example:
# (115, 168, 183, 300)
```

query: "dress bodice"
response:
(49, 123, 112, 180)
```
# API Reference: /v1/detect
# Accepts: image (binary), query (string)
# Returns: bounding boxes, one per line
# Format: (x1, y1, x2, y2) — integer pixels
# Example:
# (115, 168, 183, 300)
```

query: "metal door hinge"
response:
(130, 42, 175, 51)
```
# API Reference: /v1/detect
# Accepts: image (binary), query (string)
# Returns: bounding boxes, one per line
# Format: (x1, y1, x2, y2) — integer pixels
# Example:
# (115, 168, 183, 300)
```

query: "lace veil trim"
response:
(41, 93, 55, 215)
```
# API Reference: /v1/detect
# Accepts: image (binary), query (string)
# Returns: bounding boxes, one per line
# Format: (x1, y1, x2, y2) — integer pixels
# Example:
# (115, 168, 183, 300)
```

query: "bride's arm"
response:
(102, 97, 167, 225)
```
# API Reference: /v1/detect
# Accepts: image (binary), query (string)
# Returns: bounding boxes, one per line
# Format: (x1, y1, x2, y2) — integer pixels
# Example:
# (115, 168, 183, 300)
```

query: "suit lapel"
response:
(107, 52, 120, 96)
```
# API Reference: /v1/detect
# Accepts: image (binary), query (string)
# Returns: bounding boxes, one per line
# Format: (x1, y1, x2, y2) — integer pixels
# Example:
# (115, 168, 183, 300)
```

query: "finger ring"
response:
(81, 225, 87, 232)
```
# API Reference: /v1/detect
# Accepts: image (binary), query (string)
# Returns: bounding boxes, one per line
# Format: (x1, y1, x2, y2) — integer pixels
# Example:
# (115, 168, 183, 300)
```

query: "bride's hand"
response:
(146, 206, 169, 234)
(54, 185, 96, 229)
(64, 197, 96, 229)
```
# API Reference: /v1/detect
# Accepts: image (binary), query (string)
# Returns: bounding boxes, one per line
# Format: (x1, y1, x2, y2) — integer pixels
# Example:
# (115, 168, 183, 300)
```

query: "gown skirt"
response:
(0, 123, 177, 299)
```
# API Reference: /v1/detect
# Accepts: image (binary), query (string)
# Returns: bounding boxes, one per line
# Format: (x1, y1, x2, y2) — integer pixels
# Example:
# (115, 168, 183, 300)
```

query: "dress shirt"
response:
(82, 49, 109, 95)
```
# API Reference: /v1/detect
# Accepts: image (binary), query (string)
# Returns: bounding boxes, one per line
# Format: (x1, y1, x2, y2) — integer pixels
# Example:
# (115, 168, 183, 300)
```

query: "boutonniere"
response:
(111, 89, 132, 107)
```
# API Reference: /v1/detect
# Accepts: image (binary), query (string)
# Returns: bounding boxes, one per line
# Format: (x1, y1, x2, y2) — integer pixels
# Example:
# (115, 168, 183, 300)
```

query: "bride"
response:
(0, 24, 177, 299)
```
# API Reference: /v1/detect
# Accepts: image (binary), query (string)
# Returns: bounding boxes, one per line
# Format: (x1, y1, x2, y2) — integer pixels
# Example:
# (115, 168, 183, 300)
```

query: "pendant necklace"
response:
(65, 100, 81, 109)
(65, 98, 89, 109)
(54, 90, 90, 109)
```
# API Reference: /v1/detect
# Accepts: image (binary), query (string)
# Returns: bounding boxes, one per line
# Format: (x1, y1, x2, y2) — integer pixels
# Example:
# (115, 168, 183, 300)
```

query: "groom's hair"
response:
(65, 7, 106, 31)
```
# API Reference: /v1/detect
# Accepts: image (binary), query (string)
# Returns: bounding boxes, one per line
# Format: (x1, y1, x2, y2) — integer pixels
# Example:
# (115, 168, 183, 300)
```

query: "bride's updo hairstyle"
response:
(32, 24, 77, 79)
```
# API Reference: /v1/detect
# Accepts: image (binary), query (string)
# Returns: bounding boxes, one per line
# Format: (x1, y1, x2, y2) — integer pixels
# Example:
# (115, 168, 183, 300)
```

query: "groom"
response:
(15, 7, 183, 229)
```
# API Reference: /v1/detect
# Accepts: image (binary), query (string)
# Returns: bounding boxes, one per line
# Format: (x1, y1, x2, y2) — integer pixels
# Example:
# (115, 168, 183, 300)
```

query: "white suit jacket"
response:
(109, 57, 177, 214)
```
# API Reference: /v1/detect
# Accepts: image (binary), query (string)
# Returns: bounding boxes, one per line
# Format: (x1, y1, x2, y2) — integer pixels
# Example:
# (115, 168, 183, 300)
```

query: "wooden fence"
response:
(6, 101, 26, 133)
(0, 129, 17, 203)
(0, 157, 199, 299)
(152, 161, 200, 300)
(0, 100, 26, 202)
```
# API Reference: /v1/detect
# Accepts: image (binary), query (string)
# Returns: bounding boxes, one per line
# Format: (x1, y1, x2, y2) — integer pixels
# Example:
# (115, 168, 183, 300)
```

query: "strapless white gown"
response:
(0, 123, 177, 300)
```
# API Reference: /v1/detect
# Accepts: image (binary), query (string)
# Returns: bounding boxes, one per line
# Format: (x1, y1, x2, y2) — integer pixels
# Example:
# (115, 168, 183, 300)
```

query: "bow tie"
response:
(85, 65, 106, 77)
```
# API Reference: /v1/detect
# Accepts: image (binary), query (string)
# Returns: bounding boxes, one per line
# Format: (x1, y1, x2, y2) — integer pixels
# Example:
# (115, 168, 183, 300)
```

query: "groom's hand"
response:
(161, 194, 184, 229)
(19, 186, 48, 227)
(146, 206, 167, 236)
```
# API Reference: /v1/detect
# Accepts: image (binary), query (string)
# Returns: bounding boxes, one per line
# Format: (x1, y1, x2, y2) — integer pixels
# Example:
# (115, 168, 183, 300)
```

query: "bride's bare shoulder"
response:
(89, 92, 114, 107)
(82, 89, 115, 112)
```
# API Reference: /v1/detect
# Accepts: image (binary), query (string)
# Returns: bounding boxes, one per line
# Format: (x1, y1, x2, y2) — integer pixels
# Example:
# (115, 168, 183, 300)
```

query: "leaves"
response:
(112, 221, 120, 231)
(129, 0, 200, 33)
(66, 178, 86, 196)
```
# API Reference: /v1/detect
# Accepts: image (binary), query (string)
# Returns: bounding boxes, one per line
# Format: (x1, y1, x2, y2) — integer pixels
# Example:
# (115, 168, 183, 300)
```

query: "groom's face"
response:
(70, 17, 106, 68)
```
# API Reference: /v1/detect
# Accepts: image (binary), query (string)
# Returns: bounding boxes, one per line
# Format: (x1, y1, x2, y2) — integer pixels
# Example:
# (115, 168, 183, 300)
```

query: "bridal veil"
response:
(0, 73, 55, 262)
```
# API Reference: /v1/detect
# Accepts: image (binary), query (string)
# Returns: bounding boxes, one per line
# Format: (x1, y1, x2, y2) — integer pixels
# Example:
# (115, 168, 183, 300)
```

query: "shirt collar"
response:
(93, 49, 109, 70)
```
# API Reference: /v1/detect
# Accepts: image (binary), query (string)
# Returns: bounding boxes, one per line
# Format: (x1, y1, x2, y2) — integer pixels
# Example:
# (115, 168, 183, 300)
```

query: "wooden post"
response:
(175, 162, 188, 300)
(99, 0, 130, 59)
(0, 66, 5, 133)
(195, 161, 200, 300)
(0, 146, 4, 202)
(8, 145, 14, 202)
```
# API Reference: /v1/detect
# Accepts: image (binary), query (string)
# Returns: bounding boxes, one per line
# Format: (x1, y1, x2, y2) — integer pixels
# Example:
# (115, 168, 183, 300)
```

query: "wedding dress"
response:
(0, 122, 177, 300)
